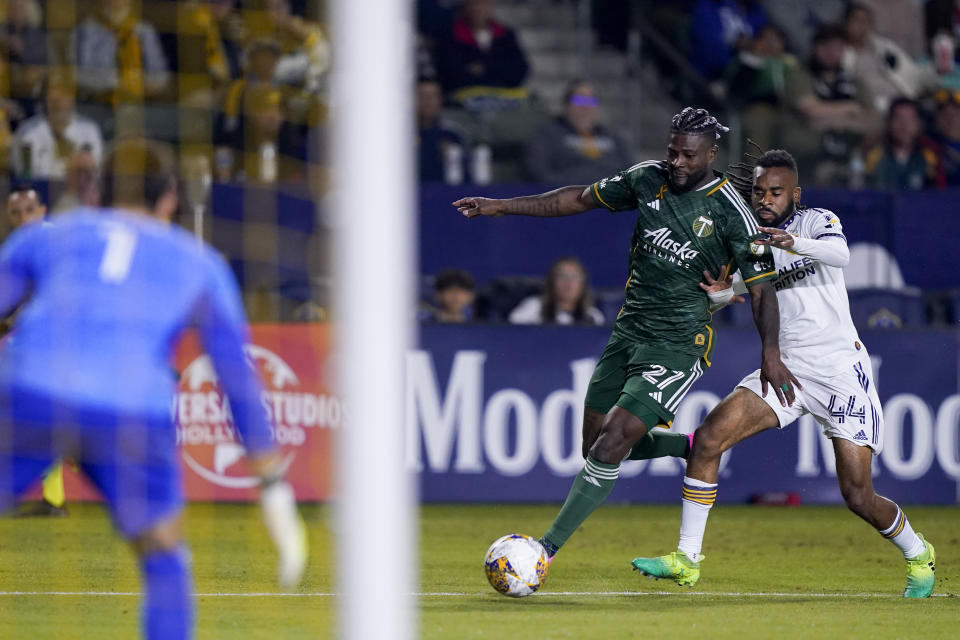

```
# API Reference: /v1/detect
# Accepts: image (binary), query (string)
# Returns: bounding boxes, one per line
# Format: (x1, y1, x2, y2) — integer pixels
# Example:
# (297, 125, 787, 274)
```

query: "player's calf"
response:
(133, 514, 195, 639)
(140, 545, 194, 640)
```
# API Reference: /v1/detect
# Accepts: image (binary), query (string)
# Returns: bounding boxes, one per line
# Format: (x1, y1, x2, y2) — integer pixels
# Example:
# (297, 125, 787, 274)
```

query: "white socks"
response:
(879, 506, 926, 559)
(677, 476, 717, 563)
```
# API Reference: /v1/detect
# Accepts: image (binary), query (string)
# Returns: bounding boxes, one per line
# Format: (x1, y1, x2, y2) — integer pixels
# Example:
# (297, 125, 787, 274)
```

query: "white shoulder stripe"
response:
(697, 176, 721, 191)
(720, 184, 759, 234)
(624, 160, 665, 174)
(721, 184, 756, 228)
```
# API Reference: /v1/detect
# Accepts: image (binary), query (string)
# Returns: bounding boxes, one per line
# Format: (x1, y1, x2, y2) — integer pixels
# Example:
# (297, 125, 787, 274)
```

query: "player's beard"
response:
(668, 166, 707, 193)
(759, 199, 796, 227)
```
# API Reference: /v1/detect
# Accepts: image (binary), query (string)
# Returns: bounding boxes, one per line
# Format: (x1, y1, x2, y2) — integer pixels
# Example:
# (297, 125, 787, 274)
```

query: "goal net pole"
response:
(331, 0, 416, 638)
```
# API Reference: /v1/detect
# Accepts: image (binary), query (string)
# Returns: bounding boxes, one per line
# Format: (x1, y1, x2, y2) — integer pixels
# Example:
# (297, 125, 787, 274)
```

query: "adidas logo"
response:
(582, 474, 601, 487)
(646, 199, 661, 211)
(649, 391, 662, 403)
(853, 430, 868, 441)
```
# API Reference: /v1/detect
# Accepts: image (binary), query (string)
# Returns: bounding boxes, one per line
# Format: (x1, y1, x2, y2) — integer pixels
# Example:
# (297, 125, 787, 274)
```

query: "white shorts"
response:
(736, 356, 884, 453)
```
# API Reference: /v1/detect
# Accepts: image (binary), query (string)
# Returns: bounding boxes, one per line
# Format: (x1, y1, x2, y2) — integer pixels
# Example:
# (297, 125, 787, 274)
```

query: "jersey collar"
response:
(696, 176, 722, 192)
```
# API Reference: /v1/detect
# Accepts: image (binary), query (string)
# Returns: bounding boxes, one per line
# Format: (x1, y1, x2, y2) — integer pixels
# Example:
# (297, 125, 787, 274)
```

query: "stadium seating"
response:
(845, 243, 906, 290)
(846, 289, 927, 329)
(475, 275, 544, 322)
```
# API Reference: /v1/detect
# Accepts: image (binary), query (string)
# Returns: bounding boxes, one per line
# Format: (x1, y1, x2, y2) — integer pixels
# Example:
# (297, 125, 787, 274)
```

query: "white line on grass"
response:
(0, 591, 953, 599)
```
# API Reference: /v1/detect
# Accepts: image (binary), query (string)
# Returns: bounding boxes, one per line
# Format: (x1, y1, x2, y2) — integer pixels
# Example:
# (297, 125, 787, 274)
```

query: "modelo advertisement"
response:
(409, 325, 960, 505)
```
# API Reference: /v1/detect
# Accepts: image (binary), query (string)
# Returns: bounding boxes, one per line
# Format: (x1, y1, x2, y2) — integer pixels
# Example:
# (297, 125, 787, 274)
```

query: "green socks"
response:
(628, 429, 690, 460)
(542, 456, 620, 551)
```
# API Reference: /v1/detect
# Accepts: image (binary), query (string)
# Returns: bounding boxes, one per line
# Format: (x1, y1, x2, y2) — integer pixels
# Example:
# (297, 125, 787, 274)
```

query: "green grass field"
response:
(1, 503, 957, 639)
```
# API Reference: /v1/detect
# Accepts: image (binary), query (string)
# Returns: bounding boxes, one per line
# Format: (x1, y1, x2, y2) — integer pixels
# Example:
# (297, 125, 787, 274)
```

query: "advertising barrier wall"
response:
(410, 325, 960, 505)
(44, 323, 960, 505)
(45, 324, 337, 503)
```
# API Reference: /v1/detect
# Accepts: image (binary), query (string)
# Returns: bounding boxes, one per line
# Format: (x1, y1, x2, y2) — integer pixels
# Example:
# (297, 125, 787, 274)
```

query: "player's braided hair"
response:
(670, 107, 730, 140)
(726, 139, 766, 202)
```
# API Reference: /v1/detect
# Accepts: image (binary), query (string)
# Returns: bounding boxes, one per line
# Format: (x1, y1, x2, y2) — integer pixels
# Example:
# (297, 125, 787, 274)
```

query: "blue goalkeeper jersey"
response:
(0, 207, 273, 455)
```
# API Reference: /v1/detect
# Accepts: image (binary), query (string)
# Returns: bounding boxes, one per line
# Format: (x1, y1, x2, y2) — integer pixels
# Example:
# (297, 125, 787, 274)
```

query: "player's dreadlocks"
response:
(726, 139, 765, 202)
(727, 144, 804, 207)
(670, 107, 730, 140)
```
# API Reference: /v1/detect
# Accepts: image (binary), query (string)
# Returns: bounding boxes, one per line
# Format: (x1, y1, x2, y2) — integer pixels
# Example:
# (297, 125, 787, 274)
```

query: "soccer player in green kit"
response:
(453, 107, 800, 564)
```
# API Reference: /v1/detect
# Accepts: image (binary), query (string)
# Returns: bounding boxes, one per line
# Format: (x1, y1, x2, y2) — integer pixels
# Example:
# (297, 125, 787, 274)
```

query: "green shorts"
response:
(584, 332, 707, 426)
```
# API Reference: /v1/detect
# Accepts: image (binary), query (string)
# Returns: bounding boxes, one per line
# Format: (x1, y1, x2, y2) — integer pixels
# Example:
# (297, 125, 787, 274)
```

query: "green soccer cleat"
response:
(631, 551, 702, 587)
(903, 534, 936, 598)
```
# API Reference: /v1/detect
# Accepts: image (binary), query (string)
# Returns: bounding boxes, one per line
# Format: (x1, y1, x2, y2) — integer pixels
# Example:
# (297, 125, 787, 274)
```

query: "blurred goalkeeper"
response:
(0, 139, 307, 639)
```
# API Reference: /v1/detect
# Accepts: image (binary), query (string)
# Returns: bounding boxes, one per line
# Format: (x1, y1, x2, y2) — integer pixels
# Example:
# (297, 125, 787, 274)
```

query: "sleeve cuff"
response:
(590, 183, 616, 211)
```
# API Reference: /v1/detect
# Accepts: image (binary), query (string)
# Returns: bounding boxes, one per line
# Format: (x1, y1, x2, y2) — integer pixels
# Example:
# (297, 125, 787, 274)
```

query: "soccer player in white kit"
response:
(629, 150, 936, 598)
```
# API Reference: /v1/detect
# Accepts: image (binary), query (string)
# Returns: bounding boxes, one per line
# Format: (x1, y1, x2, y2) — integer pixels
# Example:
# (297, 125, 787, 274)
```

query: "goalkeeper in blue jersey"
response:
(0, 140, 307, 639)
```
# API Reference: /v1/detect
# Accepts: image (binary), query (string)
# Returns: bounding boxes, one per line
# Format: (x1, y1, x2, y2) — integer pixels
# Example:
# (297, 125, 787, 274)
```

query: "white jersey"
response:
(736, 207, 864, 377)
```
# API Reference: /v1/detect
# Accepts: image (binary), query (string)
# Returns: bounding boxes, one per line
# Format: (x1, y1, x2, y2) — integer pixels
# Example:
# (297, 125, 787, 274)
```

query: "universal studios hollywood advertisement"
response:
(41, 324, 960, 504)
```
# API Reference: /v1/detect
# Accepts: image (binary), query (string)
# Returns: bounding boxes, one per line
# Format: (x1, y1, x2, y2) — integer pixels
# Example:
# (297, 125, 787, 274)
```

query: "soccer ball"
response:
(483, 533, 549, 597)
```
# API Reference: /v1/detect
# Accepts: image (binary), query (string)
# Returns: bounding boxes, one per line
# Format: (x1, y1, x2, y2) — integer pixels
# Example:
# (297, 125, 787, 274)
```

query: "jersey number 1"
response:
(99, 227, 138, 283)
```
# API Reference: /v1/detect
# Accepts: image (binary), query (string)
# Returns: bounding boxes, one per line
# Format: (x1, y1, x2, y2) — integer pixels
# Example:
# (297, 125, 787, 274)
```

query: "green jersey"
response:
(590, 160, 776, 362)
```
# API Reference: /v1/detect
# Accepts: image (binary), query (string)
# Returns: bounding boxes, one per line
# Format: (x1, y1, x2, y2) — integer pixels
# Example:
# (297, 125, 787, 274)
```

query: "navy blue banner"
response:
(409, 325, 960, 504)
(421, 184, 960, 290)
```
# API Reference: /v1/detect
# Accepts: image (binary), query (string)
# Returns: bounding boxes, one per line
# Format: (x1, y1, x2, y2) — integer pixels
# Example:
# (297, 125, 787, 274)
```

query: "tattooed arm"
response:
(452, 186, 596, 218)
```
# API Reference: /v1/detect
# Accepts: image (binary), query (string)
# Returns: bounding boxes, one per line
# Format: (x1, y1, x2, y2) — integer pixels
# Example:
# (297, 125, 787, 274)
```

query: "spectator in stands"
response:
(52, 149, 100, 213)
(722, 24, 823, 163)
(5, 184, 46, 229)
(865, 0, 926, 60)
(843, 2, 937, 113)
(724, 24, 797, 110)
(208, 0, 246, 81)
(930, 89, 960, 187)
(759, 0, 845, 62)
(787, 24, 879, 185)
(0, 0, 48, 118)
(435, 0, 529, 102)
(68, 0, 171, 105)
(422, 269, 476, 323)
(219, 85, 305, 185)
(865, 97, 943, 191)
(176, 1, 233, 105)
(10, 73, 104, 180)
(218, 38, 284, 146)
(244, 0, 330, 93)
(525, 79, 632, 185)
(689, 0, 768, 81)
(509, 257, 604, 326)
(417, 78, 470, 183)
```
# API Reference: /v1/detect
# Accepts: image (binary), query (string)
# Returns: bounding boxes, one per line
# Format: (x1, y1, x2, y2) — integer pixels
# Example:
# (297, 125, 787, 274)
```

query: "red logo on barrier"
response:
(173, 324, 336, 501)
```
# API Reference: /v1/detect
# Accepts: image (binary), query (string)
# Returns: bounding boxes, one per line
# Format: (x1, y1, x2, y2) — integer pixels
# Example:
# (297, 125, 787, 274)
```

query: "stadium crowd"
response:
(1, 1, 958, 325)
(416, 0, 960, 190)
(415, 0, 960, 329)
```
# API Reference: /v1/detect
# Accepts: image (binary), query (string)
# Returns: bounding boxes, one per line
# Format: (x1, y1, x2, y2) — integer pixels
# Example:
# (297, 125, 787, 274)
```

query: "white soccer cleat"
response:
(261, 480, 308, 589)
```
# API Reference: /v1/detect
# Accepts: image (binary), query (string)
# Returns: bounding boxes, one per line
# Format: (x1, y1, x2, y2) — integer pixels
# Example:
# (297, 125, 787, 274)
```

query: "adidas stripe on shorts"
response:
(736, 355, 884, 453)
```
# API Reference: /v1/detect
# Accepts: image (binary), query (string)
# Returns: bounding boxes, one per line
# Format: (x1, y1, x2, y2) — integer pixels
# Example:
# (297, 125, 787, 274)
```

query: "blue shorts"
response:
(0, 385, 183, 538)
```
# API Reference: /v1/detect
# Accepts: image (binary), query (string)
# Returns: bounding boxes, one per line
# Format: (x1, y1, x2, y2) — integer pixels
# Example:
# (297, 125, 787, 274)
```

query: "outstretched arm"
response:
(748, 280, 802, 407)
(198, 253, 307, 589)
(756, 226, 850, 268)
(453, 185, 596, 218)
